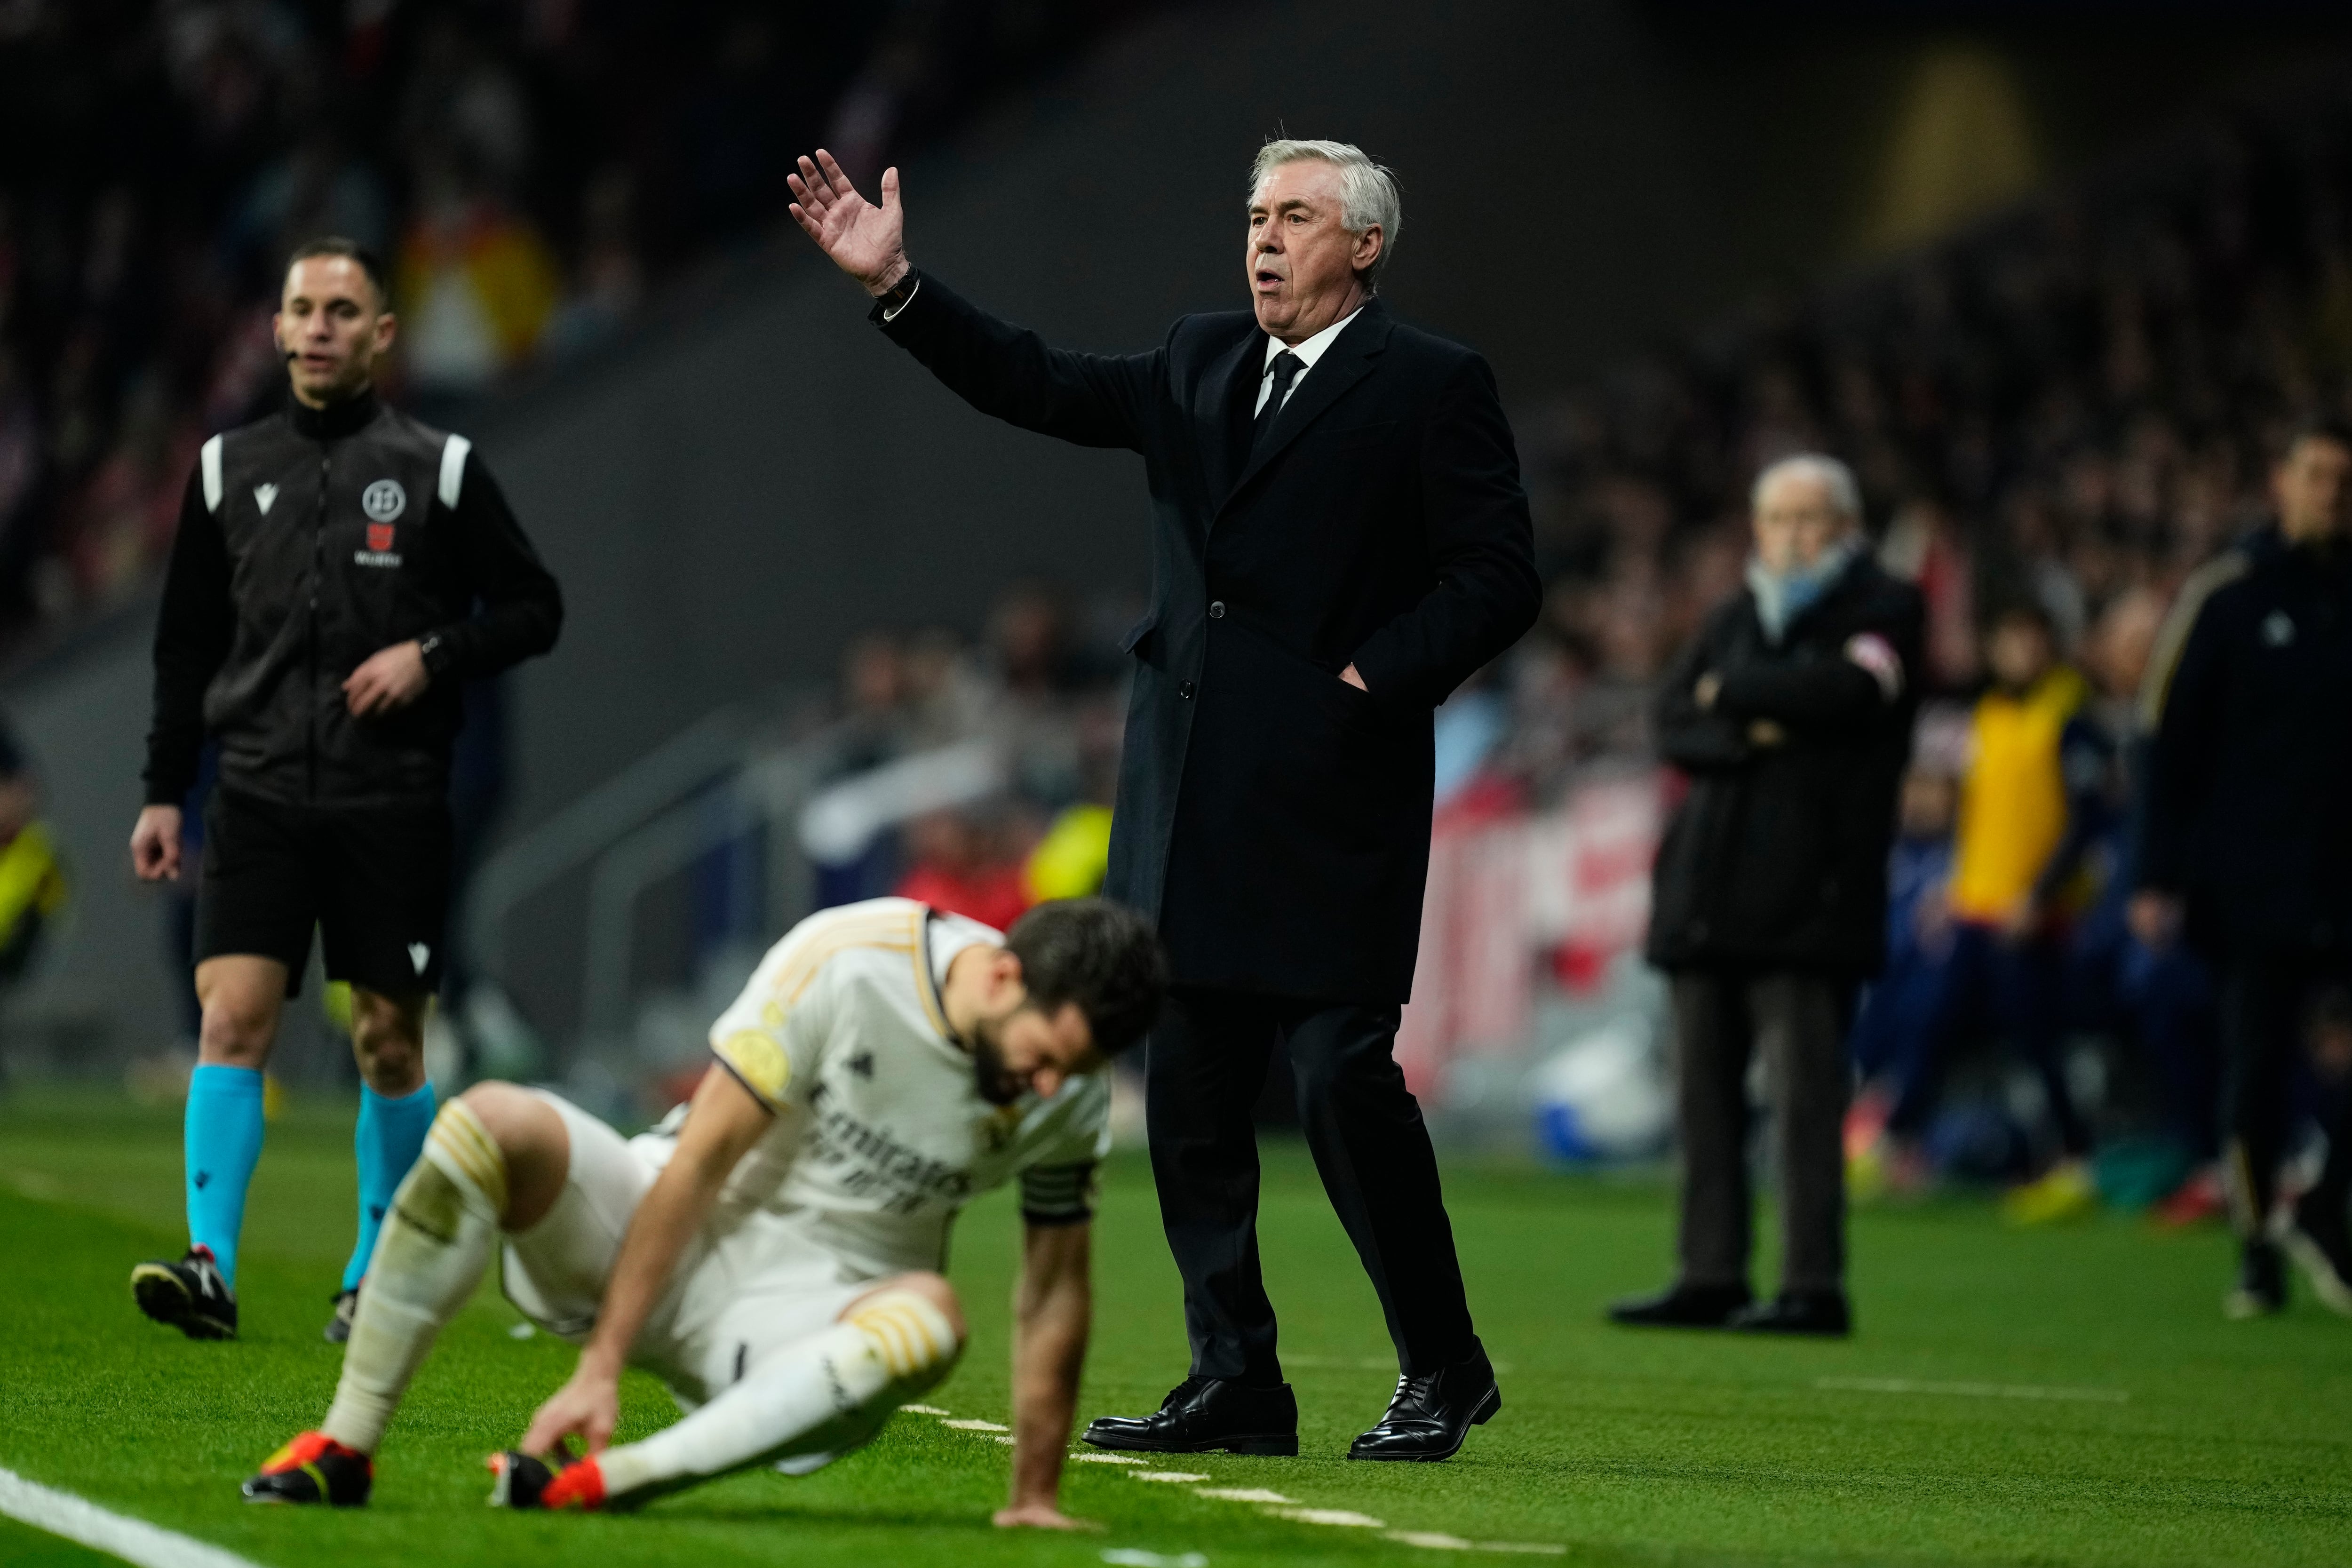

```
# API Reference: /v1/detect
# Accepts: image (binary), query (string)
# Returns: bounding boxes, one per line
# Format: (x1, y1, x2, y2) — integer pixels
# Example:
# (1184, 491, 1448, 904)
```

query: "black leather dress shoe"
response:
(1606, 1282, 1752, 1329)
(1346, 1344, 1500, 1462)
(1729, 1290, 1851, 1337)
(1081, 1376, 1298, 1456)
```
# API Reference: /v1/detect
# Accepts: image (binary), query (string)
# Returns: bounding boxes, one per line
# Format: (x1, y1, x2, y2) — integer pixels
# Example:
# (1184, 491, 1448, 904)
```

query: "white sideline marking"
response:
(1071, 1452, 1149, 1464)
(1271, 1506, 1385, 1528)
(1816, 1376, 2129, 1404)
(0, 1465, 265, 1568)
(902, 1404, 951, 1416)
(1128, 1471, 1208, 1483)
(1195, 1487, 1291, 1504)
(1101, 1552, 1208, 1568)
(939, 1418, 1009, 1431)
(1386, 1532, 1569, 1555)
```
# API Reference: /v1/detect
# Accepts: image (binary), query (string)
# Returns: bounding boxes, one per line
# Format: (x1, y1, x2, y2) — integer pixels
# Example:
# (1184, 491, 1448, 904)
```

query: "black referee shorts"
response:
(193, 788, 452, 999)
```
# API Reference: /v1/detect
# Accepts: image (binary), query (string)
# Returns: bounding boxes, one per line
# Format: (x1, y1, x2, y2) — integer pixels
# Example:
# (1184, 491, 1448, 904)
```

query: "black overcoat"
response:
(876, 276, 1539, 1002)
(1645, 553, 1923, 977)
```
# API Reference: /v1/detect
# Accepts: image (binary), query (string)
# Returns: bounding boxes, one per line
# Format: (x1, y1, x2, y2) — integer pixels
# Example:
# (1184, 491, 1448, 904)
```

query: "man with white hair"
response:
(786, 138, 1538, 1461)
(1625, 454, 1923, 1337)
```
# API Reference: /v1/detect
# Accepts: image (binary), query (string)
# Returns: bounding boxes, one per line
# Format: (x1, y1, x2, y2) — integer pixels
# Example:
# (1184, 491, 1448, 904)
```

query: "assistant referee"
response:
(127, 237, 562, 1343)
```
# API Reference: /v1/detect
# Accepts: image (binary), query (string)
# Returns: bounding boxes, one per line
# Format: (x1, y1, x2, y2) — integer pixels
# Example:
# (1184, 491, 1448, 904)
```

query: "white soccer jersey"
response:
(683, 897, 1110, 1280)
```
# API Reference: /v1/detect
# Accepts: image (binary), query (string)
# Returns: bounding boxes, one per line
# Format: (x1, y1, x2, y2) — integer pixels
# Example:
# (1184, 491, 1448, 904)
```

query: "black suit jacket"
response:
(877, 275, 1539, 1002)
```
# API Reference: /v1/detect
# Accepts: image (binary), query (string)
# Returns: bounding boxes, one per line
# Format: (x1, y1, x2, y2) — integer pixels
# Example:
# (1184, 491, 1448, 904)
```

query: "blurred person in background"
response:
(2073, 588, 2221, 1224)
(126, 239, 562, 1344)
(1623, 454, 1922, 1337)
(0, 712, 68, 1080)
(790, 137, 1539, 1461)
(1929, 602, 2109, 1225)
(2135, 421, 2352, 1318)
(1844, 757, 1960, 1198)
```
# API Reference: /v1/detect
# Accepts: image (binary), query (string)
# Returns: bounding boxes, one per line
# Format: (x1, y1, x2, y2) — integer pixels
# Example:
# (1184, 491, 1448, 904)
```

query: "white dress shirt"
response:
(1253, 307, 1365, 417)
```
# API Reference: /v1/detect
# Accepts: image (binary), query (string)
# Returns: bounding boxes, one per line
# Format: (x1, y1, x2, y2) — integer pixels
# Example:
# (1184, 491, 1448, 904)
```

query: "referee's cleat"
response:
(131, 1246, 237, 1340)
(487, 1450, 606, 1510)
(324, 1286, 359, 1344)
(2280, 1194, 2352, 1317)
(242, 1432, 372, 1505)
(2225, 1240, 2287, 1320)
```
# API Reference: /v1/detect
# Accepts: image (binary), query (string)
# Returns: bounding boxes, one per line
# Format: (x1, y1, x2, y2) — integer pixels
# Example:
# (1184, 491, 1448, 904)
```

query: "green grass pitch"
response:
(2, 1087, 2348, 1568)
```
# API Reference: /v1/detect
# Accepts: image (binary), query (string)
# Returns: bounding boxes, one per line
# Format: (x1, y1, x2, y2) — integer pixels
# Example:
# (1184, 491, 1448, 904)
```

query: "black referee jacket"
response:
(143, 390, 562, 811)
(2137, 525, 2352, 952)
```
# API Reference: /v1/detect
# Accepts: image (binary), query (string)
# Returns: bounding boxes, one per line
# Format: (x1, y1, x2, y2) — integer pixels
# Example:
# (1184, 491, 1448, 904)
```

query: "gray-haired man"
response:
(787, 137, 1539, 1460)
(1624, 456, 1923, 1337)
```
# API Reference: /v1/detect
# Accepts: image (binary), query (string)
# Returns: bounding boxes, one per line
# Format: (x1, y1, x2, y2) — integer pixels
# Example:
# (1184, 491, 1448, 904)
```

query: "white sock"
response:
(322, 1100, 508, 1454)
(595, 1289, 961, 1504)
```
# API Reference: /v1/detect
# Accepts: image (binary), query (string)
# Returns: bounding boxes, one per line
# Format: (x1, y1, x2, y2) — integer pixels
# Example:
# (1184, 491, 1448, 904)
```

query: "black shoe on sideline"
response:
(1081, 1376, 1298, 1457)
(2227, 1238, 2288, 1319)
(2280, 1195, 2352, 1317)
(1347, 1343, 1501, 1463)
(1607, 1282, 1752, 1329)
(1730, 1290, 1851, 1337)
(324, 1286, 359, 1345)
(131, 1246, 238, 1340)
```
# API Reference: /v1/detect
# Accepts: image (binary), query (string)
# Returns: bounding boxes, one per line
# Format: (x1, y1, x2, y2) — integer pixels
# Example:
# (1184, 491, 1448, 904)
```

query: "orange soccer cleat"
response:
(241, 1431, 373, 1506)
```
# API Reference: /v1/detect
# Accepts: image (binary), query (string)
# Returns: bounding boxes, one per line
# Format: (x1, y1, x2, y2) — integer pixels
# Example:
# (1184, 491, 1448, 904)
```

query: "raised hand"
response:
(786, 150, 909, 296)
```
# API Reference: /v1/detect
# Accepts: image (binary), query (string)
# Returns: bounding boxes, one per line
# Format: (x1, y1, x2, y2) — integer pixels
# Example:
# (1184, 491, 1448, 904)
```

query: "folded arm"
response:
(1653, 620, 1748, 772)
(1348, 353, 1541, 709)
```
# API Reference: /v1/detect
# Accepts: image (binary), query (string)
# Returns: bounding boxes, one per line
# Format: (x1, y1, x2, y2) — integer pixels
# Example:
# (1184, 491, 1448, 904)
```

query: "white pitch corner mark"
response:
(0, 1465, 264, 1568)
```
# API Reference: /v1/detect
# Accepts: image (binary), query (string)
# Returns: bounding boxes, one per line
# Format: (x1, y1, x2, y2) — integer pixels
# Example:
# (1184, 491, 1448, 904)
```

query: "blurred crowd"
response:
(799, 582, 1137, 934)
(0, 0, 1152, 651)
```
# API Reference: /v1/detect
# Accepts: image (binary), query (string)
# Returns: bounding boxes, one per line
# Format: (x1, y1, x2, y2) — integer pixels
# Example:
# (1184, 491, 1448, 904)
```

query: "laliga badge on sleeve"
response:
(719, 1029, 791, 1103)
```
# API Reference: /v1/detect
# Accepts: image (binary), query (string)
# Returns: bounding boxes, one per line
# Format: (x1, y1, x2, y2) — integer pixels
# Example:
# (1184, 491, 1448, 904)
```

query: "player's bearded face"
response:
(968, 1011, 1031, 1105)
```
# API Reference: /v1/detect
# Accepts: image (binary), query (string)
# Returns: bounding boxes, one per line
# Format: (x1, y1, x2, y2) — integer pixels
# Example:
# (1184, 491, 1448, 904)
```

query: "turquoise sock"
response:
(342, 1079, 437, 1291)
(184, 1064, 265, 1290)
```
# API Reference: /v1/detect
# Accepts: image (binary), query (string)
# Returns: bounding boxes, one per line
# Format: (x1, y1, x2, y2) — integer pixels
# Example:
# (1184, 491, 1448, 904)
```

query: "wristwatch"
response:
(416, 631, 453, 678)
(875, 268, 920, 318)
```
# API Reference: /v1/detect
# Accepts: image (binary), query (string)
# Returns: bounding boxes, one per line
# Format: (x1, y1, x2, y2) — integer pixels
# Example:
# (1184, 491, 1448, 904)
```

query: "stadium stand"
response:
(0, 0, 1160, 654)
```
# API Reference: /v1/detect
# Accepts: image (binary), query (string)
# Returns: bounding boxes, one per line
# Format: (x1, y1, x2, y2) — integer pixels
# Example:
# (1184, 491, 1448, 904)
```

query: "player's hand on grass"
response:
(522, 1365, 620, 1457)
(130, 804, 183, 881)
(344, 640, 430, 718)
(787, 150, 910, 296)
(992, 1501, 1100, 1531)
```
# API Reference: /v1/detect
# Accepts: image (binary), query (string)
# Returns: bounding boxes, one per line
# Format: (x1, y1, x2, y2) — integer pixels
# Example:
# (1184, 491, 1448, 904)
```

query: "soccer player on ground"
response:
(243, 896, 1165, 1526)
(128, 238, 563, 1342)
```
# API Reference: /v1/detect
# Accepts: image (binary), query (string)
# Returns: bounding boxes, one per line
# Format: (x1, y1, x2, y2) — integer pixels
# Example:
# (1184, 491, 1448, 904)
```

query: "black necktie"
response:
(1252, 350, 1304, 455)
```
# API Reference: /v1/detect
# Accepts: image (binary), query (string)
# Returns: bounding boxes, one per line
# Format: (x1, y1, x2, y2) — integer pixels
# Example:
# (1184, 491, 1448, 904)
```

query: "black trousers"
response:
(1669, 970, 1856, 1296)
(1145, 986, 1476, 1383)
(2220, 945, 2352, 1234)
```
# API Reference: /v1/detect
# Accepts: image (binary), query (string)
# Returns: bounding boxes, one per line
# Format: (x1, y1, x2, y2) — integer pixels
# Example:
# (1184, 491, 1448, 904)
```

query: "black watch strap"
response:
(875, 268, 920, 316)
(417, 631, 453, 677)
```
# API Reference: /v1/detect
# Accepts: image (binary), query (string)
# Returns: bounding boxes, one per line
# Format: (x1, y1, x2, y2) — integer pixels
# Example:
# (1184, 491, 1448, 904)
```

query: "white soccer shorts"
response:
(501, 1090, 878, 1410)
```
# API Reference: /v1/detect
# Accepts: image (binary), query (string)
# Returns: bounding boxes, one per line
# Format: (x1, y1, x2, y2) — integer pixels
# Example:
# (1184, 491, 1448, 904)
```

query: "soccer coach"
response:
(787, 139, 1539, 1461)
(127, 238, 562, 1342)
